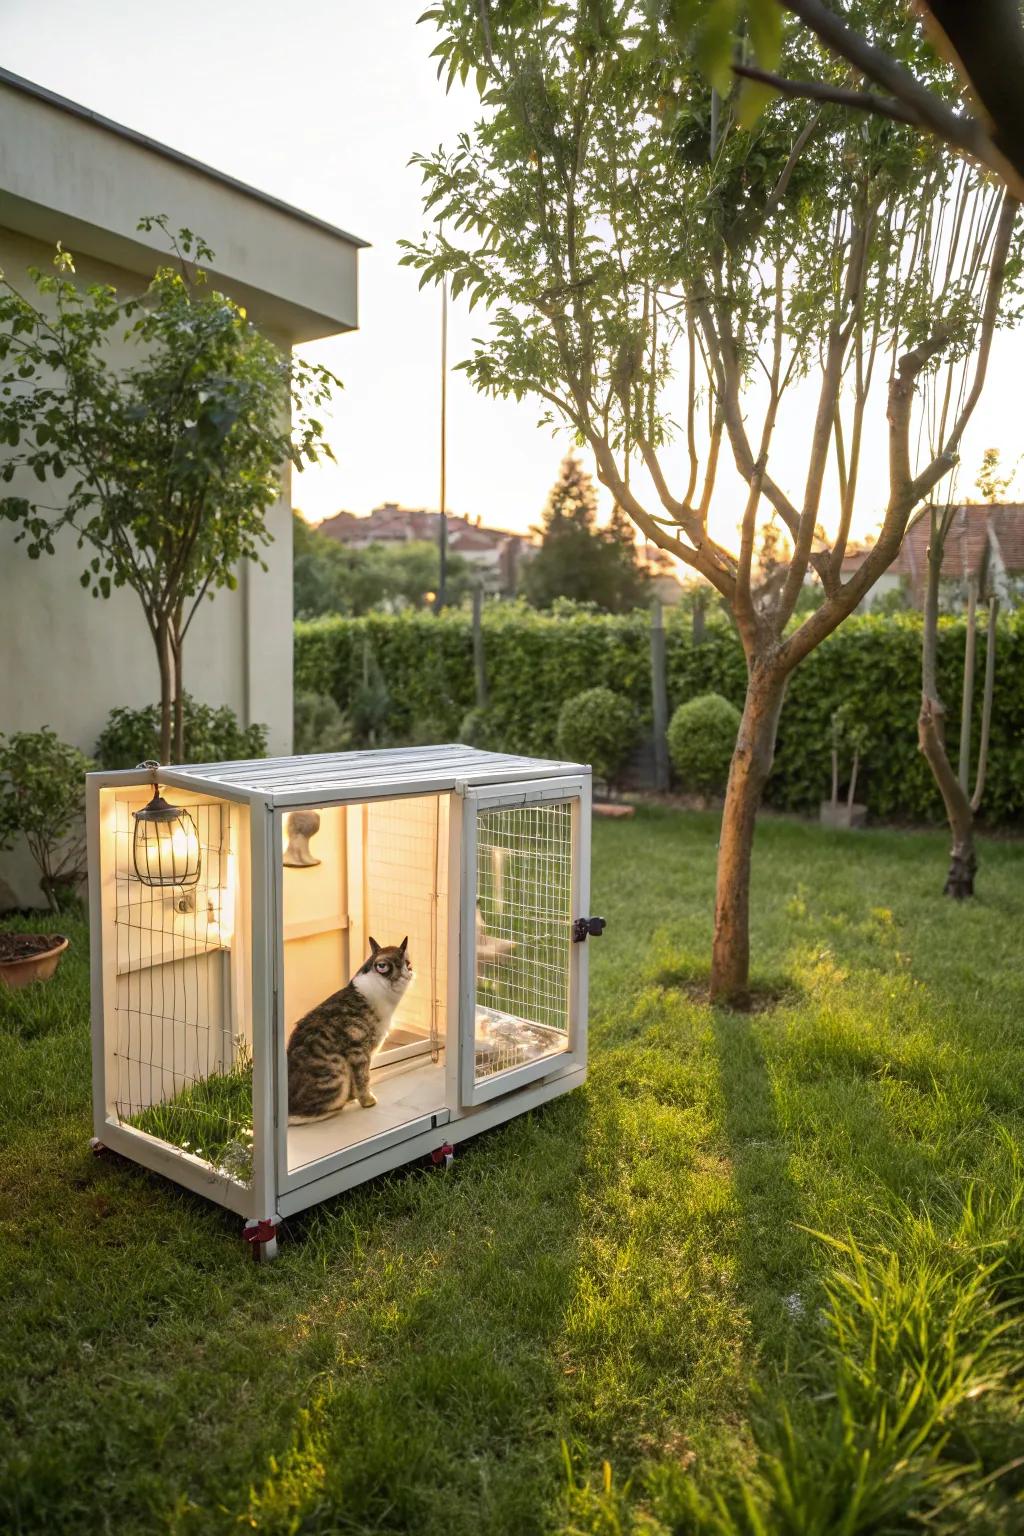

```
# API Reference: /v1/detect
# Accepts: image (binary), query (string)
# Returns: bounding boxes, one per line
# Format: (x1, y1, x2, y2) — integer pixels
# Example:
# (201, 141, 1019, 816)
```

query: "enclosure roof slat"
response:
(160, 745, 587, 802)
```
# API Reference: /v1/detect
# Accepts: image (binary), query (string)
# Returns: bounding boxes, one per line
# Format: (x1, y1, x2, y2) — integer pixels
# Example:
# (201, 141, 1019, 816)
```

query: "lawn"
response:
(1, 809, 1023, 1534)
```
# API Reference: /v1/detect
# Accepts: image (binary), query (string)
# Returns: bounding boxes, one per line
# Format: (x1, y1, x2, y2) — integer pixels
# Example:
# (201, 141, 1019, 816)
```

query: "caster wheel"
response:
(243, 1218, 279, 1262)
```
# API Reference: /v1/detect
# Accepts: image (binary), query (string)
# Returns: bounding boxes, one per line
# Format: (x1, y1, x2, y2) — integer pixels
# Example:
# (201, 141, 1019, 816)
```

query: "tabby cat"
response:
(287, 937, 412, 1122)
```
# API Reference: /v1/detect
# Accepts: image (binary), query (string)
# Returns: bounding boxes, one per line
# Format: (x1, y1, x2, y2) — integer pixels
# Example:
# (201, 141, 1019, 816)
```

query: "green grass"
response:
(127, 1053, 254, 1183)
(2, 810, 1023, 1534)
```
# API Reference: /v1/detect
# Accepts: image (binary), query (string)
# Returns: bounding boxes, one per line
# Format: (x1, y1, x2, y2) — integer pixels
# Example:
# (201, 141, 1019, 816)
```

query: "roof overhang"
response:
(0, 69, 367, 344)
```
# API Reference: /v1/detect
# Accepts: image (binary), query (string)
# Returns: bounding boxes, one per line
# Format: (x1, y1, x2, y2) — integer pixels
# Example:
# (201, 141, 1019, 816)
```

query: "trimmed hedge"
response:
(295, 604, 1024, 826)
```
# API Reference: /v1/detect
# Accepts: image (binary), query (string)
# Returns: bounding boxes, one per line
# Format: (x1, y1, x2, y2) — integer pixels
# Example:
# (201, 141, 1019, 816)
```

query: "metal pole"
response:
(435, 277, 448, 615)
(472, 584, 488, 708)
(650, 600, 670, 792)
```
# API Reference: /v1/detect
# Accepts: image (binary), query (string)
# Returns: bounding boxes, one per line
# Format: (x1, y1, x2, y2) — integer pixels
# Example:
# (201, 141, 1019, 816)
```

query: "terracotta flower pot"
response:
(0, 933, 70, 988)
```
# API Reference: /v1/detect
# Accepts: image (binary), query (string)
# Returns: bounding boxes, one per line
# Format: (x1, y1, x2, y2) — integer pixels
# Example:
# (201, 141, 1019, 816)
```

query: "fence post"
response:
(692, 587, 706, 646)
(472, 584, 488, 709)
(650, 600, 670, 792)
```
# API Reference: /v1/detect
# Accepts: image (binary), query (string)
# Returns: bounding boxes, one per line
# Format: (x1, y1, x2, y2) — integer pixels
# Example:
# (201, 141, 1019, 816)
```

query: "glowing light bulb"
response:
(132, 788, 201, 888)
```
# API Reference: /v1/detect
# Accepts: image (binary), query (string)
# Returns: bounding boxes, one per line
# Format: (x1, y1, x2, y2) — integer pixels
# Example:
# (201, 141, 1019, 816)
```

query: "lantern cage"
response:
(132, 785, 202, 888)
(87, 745, 597, 1260)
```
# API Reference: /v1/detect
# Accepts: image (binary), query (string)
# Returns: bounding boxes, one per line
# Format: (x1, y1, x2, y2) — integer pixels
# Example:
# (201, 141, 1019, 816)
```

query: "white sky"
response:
(4, 0, 1022, 550)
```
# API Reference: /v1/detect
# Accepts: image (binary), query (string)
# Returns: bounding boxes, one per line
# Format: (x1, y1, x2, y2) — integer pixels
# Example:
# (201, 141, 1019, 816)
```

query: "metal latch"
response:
(572, 916, 607, 943)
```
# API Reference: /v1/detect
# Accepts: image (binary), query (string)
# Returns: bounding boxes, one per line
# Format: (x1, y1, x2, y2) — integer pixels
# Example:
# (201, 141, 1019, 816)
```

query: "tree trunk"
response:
(958, 573, 978, 790)
(919, 521, 976, 897)
(156, 620, 173, 764)
(919, 694, 976, 897)
(170, 619, 185, 763)
(710, 661, 787, 1005)
(970, 597, 999, 812)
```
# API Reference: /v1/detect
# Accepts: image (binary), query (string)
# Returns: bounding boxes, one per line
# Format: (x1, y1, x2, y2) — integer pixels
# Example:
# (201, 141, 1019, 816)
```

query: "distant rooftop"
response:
(842, 502, 1024, 598)
(318, 504, 532, 549)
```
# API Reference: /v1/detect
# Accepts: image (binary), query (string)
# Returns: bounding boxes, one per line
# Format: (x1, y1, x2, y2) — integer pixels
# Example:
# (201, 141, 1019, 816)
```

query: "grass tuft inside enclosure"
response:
(127, 1047, 253, 1184)
(1, 809, 1023, 1535)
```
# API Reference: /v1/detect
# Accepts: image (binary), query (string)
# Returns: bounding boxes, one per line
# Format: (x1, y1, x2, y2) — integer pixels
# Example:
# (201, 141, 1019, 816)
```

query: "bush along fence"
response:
(295, 603, 1024, 826)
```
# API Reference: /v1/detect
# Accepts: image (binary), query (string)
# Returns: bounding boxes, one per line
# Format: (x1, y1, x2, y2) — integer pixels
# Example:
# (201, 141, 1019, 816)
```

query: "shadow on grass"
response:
(227, 1093, 598, 1536)
(708, 1009, 818, 1362)
(654, 960, 804, 1014)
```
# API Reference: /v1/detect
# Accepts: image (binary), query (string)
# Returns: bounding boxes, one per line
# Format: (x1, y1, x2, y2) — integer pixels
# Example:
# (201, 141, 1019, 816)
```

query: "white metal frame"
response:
(87, 751, 593, 1229)
(86, 768, 258, 1219)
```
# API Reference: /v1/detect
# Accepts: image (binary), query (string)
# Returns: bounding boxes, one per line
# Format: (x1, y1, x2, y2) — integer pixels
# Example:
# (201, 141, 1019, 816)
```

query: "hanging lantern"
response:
(132, 785, 201, 888)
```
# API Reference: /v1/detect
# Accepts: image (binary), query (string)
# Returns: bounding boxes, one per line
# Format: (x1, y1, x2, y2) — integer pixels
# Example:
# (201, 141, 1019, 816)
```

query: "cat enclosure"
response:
(87, 746, 596, 1255)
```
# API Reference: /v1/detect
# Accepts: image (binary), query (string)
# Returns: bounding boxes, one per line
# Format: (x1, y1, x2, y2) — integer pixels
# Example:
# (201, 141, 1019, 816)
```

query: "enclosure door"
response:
(459, 775, 590, 1107)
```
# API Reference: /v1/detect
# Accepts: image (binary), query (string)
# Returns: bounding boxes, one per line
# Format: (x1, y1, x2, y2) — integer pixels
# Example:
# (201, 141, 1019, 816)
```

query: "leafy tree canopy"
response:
(0, 217, 338, 759)
(403, 0, 1022, 1000)
(293, 513, 475, 617)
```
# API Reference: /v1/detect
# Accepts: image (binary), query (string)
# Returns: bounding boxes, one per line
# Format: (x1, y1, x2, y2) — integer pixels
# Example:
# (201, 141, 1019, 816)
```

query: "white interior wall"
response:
(281, 794, 450, 1046)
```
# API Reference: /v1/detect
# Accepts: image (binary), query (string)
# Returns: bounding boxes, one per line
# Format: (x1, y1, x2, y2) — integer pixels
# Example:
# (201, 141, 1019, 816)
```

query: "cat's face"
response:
(362, 935, 413, 994)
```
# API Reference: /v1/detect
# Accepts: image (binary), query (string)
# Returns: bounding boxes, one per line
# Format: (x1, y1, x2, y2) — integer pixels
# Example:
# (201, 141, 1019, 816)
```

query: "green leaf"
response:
(736, 75, 776, 130)
(747, 0, 781, 68)
(665, 0, 700, 48)
(696, 0, 737, 97)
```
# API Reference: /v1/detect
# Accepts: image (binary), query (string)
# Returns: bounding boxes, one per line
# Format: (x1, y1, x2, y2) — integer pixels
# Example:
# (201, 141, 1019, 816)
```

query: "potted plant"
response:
(0, 728, 92, 985)
(820, 705, 869, 830)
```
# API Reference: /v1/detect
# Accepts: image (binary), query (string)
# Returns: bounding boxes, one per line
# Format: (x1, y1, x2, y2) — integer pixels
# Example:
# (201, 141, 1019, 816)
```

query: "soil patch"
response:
(0, 933, 65, 964)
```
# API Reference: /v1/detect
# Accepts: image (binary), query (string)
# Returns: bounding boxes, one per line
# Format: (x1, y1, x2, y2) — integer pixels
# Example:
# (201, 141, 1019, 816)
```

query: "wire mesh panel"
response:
(473, 801, 572, 1082)
(109, 792, 252, 1186)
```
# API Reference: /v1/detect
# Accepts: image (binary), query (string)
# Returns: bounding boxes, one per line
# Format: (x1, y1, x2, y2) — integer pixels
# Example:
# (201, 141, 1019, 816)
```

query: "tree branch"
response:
(774, 0, 1018, 191)
(732, 63, 918, 129)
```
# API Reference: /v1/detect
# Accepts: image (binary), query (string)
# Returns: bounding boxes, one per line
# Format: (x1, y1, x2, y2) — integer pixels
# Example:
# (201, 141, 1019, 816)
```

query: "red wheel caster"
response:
(243, 1217, 279, 1262)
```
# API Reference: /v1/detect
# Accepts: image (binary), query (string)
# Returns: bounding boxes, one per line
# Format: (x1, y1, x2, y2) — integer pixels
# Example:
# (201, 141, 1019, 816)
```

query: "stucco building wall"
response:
(0, 71, 363, 905)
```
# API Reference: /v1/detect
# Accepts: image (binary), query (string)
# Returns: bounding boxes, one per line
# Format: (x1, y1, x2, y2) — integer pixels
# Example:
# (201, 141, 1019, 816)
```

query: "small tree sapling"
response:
(0, 218, 339, 763)
(822, 704, 869, 829)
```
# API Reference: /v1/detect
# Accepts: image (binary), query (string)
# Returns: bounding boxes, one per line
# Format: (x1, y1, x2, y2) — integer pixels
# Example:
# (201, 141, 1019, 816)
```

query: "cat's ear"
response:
(399, 936, 408, 954)
(368, 936, 380, 955)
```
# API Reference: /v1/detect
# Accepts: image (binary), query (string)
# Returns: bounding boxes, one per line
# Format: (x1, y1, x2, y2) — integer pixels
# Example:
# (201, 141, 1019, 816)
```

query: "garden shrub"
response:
(667, 693, 741, 796)
(556, 687, 636, 785)
(458, 706, 509, 752)
(293, 691, 351, 756)
(95, 696, 268, 769)
(0, 728, 94, 910)
(295, 605, 1024, 825)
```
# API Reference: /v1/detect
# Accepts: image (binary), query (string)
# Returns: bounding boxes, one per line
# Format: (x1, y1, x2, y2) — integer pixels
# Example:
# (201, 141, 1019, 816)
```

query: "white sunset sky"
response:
(4, 0, 1022, 552)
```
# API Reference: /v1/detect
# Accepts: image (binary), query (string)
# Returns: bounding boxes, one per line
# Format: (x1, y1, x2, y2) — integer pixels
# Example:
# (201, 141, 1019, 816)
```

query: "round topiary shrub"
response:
(556, 687, 635, 787)
(667, 693, 741, 797)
